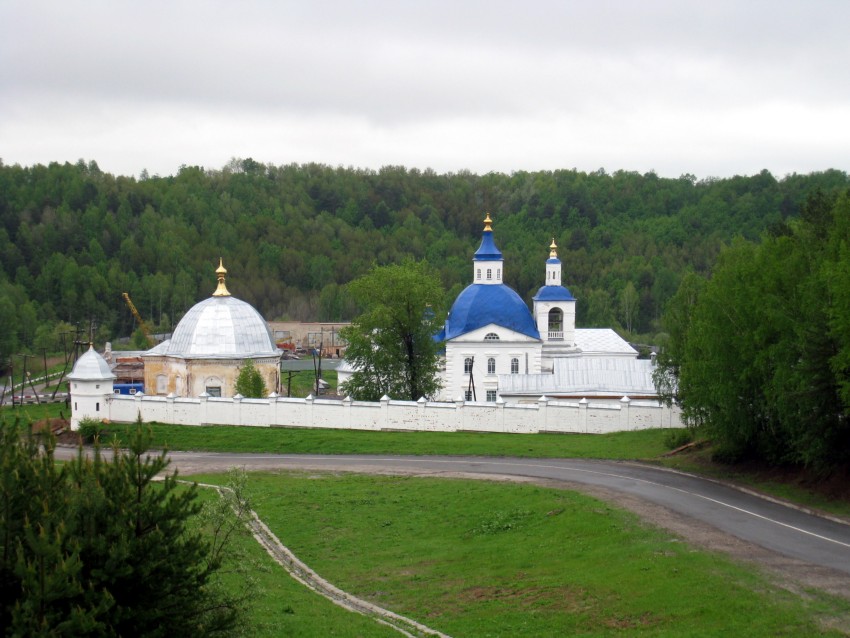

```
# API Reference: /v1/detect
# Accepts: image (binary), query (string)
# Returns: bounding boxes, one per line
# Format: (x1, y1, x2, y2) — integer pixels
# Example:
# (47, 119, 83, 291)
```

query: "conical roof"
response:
(68, 345, 115, 381)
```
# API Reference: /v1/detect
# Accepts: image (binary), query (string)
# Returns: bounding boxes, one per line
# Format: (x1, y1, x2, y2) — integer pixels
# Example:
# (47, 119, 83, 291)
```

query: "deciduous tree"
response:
(235, 359, 268, 398)
(340, 260, 445, 401)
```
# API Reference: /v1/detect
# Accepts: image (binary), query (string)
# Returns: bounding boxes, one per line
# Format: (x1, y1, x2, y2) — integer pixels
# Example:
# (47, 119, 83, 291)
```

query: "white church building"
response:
(436, 214, 657, 404)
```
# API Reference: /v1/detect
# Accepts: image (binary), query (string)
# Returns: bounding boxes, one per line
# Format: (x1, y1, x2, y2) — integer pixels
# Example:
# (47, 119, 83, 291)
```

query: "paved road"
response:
(56, 449, 850, 576)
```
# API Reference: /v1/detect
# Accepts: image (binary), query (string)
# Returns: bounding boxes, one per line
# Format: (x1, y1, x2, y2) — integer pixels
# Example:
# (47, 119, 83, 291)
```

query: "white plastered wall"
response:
(441, 324, 542, 401)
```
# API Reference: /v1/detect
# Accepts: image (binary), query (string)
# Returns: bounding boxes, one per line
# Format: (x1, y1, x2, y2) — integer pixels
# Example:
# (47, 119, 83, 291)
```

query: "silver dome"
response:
(161, 296, 278, 359)
(68, 346, 116, 381)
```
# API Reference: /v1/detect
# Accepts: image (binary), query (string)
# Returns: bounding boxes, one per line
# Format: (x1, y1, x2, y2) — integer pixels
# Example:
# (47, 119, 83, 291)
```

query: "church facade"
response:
(437, 215, 654, 403)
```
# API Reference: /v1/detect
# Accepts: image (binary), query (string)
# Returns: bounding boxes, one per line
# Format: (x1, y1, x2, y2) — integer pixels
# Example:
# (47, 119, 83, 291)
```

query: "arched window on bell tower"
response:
(548, 308, 563, 340)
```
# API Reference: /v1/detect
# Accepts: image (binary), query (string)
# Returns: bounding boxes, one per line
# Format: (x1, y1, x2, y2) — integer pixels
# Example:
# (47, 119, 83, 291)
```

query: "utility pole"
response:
(17, 353, 41, 405)
(50, 331, 74, 401)
(2, 358, 12, 407)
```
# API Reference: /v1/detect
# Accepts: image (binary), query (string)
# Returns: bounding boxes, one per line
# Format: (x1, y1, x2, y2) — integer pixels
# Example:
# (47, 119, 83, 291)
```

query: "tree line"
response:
(655, 190, 850, 471)
(1, 158, 847, 369)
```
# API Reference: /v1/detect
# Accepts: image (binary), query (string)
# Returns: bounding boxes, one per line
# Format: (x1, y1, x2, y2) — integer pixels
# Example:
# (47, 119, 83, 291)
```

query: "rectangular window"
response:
(206, 386, 222, 397)
(464, 390, 472, 401)
(487, 269, 492, 280)
(95, 402, 100, 412)
(486, 390, 497, 402)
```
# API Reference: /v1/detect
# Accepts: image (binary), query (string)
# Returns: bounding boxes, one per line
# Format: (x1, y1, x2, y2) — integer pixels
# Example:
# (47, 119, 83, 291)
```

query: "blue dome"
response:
(533, 285, 576, 302)
(473, 231, 503, 261)
(443, 284, 540, 340)
(546, 257, 561, 265)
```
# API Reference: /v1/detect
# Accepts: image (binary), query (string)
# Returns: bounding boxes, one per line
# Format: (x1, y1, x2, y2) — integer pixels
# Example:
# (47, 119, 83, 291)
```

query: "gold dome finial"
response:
(212, 258, 231, 297)
(483, 213, 493, 232)
(549, 238, 558, 259)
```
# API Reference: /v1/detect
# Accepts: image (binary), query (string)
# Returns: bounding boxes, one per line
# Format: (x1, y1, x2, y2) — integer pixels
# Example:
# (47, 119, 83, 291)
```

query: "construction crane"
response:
(122, 292, 153, 348)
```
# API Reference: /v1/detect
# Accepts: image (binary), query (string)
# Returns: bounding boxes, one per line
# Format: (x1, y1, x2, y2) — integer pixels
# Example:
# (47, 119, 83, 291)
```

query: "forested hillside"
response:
(1, 158, 847, 366)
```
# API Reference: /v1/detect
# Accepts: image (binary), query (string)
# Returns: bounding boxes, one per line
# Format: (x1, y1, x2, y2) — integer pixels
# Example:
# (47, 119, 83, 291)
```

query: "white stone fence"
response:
(103, 392, 683, 434)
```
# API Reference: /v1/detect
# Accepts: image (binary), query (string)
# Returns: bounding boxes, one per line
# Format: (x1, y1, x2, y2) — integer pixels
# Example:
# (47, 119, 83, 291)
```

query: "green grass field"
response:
(108, 422, 671, 460)
(194, 471, 850, 637)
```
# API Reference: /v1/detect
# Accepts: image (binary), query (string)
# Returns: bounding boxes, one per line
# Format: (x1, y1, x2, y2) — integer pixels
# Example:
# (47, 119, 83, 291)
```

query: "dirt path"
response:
(193, 480, 452, 638)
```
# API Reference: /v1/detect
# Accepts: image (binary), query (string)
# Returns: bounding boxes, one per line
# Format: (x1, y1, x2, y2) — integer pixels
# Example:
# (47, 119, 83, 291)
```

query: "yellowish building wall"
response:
(144, 356, 280, 398)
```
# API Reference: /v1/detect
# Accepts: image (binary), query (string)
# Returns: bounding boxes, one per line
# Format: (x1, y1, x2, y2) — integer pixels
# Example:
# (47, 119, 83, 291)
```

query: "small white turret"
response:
(67, 344, 115, 429)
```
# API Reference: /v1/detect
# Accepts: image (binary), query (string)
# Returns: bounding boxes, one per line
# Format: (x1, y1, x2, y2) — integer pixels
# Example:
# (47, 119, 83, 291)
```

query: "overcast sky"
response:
(2, 1, 849, 180)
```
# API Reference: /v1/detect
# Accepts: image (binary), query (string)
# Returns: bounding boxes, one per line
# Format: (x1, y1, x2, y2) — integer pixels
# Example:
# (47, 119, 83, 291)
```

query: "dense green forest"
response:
(655, 191, 850, 471)
(1, 158, 848, 369)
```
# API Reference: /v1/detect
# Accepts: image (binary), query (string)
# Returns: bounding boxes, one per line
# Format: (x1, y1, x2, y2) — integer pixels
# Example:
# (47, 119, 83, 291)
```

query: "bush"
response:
(77, 416, 105, 442)
(663, 428, 693, 450)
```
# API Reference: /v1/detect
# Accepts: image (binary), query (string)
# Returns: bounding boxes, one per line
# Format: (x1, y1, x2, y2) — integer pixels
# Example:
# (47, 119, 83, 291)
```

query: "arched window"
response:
(487, 358, 496, 374)
(484, 333, 499, 341)
(486, 268, 492, 280)
(497, 268, 501, 280)
(464, 357, 473, 373)
(476, 269, 481, 280)
(511, 357, 519, 374)
(548, 308, 563, 339)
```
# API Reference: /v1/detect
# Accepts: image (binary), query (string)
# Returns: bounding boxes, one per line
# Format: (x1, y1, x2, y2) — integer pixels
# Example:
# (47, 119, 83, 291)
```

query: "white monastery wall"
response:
(87, 392, 683, 434)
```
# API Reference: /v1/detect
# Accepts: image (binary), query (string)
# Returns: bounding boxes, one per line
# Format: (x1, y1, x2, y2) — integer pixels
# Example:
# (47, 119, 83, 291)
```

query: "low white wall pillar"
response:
(579, 398, 588, 433)
(267, 392, 279, 426)
(619, 396, 631, 430)
(134, 391, 145, 423)
(198, 392, 209, 424)
(305, 394, 315, 426)
(455, 396, 465, 430)
(343, 395, 353, 429)
(233, 393, 243, 426)
(380, 395, 391, 429)
(537, 395, 549, 433)
(166, 393, 176, 424)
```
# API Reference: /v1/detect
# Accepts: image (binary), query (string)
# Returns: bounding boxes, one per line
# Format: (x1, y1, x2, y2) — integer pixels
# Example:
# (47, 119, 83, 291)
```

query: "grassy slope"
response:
(110, 422, 671, 459)
(195, 471, 850, 637)
(193, 487, 399, 638)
